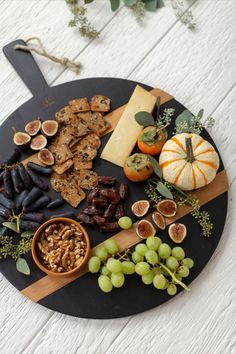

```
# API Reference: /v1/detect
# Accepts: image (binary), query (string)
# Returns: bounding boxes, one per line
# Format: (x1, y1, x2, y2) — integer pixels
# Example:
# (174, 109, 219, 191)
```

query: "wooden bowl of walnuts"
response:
(32, 218, 91, 277)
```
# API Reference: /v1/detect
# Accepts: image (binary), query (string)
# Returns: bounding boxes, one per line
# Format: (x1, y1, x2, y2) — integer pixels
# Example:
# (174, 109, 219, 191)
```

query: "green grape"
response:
(146, 236, 162, 251)
(142, 270, 154, 285)
(145, 250, 158, 265)
(153, 274, 167, 290)
(111, 272, 125, 288)
(101, 265, 111, 276)
(172, 247, 185, 261)
(182, 258, 194, 269)
(166, 256, 179, 270)
(158, 243, 171, 259)
(135, 243, 148, 256)
(95, 246, 109, 261)
(88, 256, 101, 273)
(104, 238, 119, 255)
(118, 216, 133, 230)
(98, 275, 113, 293)
(173, 274, 182, 284)
(153, 267, 164, 275)
(135, 261, 150, 275)
(167, 283, 177, 296)
(106, 258, 122, 273)
(122, 261, 135, 275)
(132, 251, 144, 263)
(177, 265, 190, 278)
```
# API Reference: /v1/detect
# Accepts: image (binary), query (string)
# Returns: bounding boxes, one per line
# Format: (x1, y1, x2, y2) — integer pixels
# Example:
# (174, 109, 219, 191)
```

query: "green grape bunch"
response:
(88, 236, 194, 296)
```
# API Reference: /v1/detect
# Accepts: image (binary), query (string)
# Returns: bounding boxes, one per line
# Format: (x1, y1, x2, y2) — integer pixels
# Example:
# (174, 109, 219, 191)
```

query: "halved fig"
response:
(131, 200, 150, 217)
(38, 148, 54, 165)
(13, 132, 31, 147)
(156, 199, 177, 217)
(41, 120, 58, 137)
(152, 212, 166, 230)
(25, 119, 41, 136)
(136, 220, 156, 239)
(168, 223, 187, 243)
(30, 135, 47, 151)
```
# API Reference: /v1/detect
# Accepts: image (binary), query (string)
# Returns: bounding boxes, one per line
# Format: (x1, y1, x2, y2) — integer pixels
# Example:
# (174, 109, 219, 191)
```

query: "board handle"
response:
(3, 39, 50, 97)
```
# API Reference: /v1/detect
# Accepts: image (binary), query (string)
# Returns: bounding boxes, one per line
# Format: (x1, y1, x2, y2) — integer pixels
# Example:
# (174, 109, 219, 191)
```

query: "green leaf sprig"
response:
(135, 96, 175, 131)
(174, 109, 215, 135)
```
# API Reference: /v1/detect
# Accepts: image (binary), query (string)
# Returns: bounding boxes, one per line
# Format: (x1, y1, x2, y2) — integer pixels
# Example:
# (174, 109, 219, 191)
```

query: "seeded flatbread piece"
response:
(49, 143, 73, 165)
(50, 172, 67, 192)
(78, 112, 110, 136)
(52, 159, 74, 175)
(73, 159, 93, 171)
(90, 95, 111, 113)
(55, 106, 76, 125)
(77, 170, 98, 190)
(75, 145, 97, 162)
(61, 183, 86, 208)
(77, 133, 101, 150)
(69, 98, 90, 113)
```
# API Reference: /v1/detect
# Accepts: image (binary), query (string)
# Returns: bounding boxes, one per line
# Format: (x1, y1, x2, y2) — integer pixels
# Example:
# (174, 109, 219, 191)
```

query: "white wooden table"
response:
(0, 0, 236, 353)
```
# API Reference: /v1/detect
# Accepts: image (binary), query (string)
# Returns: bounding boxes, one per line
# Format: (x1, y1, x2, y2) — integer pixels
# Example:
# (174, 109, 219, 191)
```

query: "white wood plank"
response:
(0, 0, 117, 123)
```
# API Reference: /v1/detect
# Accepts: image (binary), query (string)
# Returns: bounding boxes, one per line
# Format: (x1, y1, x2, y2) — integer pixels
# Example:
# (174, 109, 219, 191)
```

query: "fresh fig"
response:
(25, 119, 41, 136)
(136, 220, 156, 239)
(152, 212, 166, 230)
(13, 132, 31, 147)
(41, 120, 58, 137)
(38, 148, 54, 165)
(168, 223, 187, 243)
(131, 200, 150, 217)
(30, 134, 47, 151)
(156, 199, 177, 217)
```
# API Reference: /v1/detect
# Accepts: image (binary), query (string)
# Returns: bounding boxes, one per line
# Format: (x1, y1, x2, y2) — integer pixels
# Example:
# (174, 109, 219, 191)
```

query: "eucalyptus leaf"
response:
(84, 0, 94, 3)
(147, 155, 163, 178)
(156, 181, 173, 199)
(135, 111, 155, 126)
(175, 109, 193, 127)
(162, 128, 168, 140)
(156, 96, 161, 118)
(2, 222, 19, 233)
(124, 0, 136, 7)
(21, 230, 35, 238)
(16, 258, 30, 275)
(110, 0, 120, 11)
(197, 108, 204, 118)
(145, 0, 163, 12)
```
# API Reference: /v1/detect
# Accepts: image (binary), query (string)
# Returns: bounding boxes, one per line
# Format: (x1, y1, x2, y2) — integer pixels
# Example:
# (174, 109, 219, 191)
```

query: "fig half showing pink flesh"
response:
(13, 132, 31, 147)
(25, 119, 41, 136)
(30, 135, 47, 151)
(38, 148, 54, 165)
(41, 120, 58, 137)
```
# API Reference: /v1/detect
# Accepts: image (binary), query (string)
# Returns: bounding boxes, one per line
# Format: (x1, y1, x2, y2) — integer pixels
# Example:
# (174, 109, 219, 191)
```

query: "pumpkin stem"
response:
(185, 137, 195, 163)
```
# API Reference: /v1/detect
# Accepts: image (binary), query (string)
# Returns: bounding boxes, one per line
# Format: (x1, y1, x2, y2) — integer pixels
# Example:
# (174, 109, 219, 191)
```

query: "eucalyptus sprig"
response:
(174, 109, 215, 135)
(65, 0, 195, 40)
(135, 96, 175, 131)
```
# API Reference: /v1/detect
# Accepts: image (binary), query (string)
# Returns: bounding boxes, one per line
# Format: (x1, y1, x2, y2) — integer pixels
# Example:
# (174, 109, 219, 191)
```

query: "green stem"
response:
(185, 137, 195, 163)
(159, 262, 190, 291)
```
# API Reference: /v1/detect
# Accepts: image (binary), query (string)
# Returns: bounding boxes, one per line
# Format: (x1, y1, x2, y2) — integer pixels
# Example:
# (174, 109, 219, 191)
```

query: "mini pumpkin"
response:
(159, 133, 219, 191)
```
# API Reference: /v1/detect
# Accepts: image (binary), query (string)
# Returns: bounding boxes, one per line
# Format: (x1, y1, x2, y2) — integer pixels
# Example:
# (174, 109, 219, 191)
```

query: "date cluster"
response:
(77, 176, 129, 233)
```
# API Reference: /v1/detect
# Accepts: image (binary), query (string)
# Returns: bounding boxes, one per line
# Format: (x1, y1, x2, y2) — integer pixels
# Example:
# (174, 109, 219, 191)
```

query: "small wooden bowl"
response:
(31, 217, 90, 277)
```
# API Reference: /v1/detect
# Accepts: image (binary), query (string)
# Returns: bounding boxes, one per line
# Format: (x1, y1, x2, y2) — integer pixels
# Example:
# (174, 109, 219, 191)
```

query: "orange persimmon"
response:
(137, 126, 166, 155)
(124, 153, 153, 182)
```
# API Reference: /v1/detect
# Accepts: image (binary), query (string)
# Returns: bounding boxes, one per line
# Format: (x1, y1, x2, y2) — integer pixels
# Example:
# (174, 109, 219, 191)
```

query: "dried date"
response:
(104, 203, 116, 220)
(100, 222, 121, 233)
(83, 205, 103, 216)
(77, 213, 95, 226)
(98, 176, 116, 185)
(119, 183, 129, 201)
(100, 188, 120, 203)
(115, 204, 125, 220)
(92, 197, 108, 209)
(87, 187, 100, 205)
(93, 215, 106, 226)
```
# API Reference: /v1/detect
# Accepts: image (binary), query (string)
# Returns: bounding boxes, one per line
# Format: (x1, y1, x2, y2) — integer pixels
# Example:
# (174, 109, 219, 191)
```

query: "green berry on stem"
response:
(177, 265, 190, 278)
(111, 272, 125, 288)
(98, 275, 113, 293)
(153, 274, 167, 290)
(167, 283, 177, 296)
(158, 243, 171, 259)
(145, 249, 158, 265)
(135, 243, 148, 256)
(95, 246, 108, 261)
(172, 247, 185, 261)
(182, 258, 194, 269)
(146, 236, 162, 251)
(101, 265, 111, 276)
(142, 270, 154, 285)
(132, 251, 144, 263)
(122, 261, 135, 274)
(104, 238, 119, 255)
(135, 261, 150, 275)
(107, 258, 122, 273)
(88, 256, 101, 273)
(166, 256, 179, 270)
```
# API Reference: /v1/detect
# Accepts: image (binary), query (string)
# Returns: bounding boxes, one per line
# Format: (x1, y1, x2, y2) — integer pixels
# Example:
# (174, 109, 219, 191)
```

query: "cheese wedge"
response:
(101, 85, 157, 167)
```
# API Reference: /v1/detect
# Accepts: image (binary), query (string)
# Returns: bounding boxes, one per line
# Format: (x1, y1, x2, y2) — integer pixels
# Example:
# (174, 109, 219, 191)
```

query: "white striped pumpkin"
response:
(159, 133, 219, 191)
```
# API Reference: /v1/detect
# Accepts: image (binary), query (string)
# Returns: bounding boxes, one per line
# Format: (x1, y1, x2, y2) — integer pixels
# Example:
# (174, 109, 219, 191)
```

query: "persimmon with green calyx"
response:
(124, 153, 153, 182)
(137, 126, 166, 155)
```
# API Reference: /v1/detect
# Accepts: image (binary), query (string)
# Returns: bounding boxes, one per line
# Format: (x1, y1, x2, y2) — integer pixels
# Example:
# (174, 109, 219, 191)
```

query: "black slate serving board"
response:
(0, 40, 228, 318)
